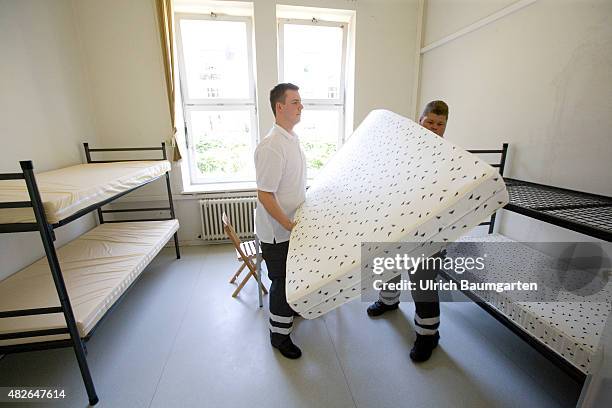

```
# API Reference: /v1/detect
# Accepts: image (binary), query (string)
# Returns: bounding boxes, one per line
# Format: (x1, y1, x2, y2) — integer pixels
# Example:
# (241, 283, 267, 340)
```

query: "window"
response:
(175, 13, 257, 185)
(278, 18, 348, 178)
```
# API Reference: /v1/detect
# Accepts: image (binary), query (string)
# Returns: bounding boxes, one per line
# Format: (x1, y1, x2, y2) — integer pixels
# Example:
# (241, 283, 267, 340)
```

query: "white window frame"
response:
(175, 13, 258, 185)
(278, 18, 348, 147)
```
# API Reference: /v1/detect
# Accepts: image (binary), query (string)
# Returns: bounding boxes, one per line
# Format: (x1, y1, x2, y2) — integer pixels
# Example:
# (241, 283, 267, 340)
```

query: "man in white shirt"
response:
(254, 83, 306, 359)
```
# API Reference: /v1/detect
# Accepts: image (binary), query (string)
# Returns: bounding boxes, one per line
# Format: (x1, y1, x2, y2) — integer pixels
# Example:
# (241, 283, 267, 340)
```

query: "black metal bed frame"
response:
(504, 178, 612, 242)
(496, 178, 611, 383)
(440, 142, 612, 385)
(467, 143, 509, 233)
(0, 142, 181, 406)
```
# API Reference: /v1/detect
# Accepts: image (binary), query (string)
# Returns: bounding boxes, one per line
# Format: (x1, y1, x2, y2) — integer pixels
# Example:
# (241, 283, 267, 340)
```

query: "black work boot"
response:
(409, 332, 440, 362)
(366, 301, 399, 317)
(271, 335, 302, 359)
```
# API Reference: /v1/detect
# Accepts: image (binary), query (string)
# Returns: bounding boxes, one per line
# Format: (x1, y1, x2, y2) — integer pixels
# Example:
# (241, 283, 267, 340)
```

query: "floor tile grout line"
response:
(147, 252, 206, 408)
(322, 315, 360, 408)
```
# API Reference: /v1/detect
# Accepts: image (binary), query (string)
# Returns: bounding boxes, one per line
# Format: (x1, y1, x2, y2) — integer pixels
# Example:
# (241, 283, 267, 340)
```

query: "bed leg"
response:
(488, 212, 497, 234)
(69, 337, 98, 405)
(173, 232, 181, 259)
(23, 161, 99, 406)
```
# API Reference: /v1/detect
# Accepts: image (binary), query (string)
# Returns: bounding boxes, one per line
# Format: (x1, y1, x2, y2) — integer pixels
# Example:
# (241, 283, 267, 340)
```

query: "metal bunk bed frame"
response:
(441, 142, 611, 384)
(0, 142, 181, 406)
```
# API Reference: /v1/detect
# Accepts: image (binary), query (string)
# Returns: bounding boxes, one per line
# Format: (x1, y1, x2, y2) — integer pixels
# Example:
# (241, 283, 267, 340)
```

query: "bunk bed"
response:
(0, 143, 180, 406)
(440, 145, 611, 384)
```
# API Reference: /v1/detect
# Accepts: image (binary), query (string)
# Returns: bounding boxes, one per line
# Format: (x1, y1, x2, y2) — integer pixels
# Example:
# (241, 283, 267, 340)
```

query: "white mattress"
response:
(0, 220, 179, 345)
(286, 110, 509, 319)
(452, 233, 611, 374)
(0, 161, 171, 224)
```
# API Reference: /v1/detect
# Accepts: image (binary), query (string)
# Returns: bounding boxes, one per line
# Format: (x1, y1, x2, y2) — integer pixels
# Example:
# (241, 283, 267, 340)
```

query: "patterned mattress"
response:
(452, 233, 611, 374)
(285, 110, 509, 319)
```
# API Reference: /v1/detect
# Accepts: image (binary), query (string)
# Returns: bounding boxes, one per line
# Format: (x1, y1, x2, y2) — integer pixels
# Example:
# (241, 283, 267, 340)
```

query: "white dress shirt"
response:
(254, 124, 307, 244)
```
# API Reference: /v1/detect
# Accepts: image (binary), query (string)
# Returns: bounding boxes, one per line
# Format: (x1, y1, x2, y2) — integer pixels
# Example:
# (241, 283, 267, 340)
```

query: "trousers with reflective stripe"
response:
(261, 241, 294, 346)
(379, 257, 440, 336)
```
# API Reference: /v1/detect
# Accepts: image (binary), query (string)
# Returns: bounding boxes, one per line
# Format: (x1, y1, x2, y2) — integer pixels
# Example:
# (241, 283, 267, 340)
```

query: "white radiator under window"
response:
(199, 196, 257, 243)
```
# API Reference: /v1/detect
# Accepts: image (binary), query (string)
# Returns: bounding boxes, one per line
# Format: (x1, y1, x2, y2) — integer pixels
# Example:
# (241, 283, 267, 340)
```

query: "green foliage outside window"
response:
(196, 138, 250, 175)
(302, 141, 336, 170)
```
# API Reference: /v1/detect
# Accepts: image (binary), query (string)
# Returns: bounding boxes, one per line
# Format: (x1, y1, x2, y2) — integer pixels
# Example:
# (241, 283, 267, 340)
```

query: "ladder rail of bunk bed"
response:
(0, 142, 181, 406)
(467, 143, 509, 233)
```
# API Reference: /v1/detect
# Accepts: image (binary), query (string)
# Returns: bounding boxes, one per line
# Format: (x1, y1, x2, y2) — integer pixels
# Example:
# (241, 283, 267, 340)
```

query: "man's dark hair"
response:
(421, 100, 449, 120)
(270, 83, 299, 117)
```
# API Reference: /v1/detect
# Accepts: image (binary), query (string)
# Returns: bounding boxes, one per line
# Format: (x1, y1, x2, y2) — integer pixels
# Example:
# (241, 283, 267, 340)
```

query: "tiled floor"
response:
(0, 245, 583, 407)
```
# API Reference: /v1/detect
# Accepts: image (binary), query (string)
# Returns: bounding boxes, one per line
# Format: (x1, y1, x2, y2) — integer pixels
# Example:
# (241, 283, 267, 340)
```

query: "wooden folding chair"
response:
(222, 212, 268, 298)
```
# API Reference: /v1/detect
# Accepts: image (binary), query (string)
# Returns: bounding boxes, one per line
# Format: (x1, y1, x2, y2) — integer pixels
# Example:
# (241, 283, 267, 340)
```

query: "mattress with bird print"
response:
(285, 109, 509, 319)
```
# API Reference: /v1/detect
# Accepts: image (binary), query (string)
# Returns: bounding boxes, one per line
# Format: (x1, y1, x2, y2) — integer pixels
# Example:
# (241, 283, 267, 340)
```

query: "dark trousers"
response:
(261, 240, 294, 346)
(411, 264, 440, 335)
(379, 254, 441, 336)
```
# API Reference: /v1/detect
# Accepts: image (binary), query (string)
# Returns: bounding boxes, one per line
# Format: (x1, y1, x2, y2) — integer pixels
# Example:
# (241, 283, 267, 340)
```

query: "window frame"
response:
(175, 12, 258, 185)
(277, 18, 348, 148)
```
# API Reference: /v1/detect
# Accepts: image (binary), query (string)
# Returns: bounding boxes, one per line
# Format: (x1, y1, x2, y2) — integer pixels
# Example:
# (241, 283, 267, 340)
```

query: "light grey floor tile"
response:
(441, 297, 582, 406)
(149, 245, 356, 408)
(322, 298, 580, 408)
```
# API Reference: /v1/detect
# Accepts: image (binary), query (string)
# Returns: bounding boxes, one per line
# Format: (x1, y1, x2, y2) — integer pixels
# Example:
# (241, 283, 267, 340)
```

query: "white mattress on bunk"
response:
(286, 110, 509, 319)
(454, 233, 611, 374)
(0, 220, 179, 345)
(0, 161, 171, 224)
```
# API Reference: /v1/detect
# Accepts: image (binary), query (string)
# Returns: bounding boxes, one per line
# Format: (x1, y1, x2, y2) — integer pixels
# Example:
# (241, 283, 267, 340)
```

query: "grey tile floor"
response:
(0, 245, 583, 407)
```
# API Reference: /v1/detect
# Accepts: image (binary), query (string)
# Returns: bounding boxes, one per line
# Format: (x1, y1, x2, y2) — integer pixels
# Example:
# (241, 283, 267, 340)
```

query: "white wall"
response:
(419, 0, 612, 242)
(72, 0, 420, 244)
(424, 0, 516, 44)
(72, 0, 172, 149)
(0, 0, 98, 281)
(353, 0, 419, 124)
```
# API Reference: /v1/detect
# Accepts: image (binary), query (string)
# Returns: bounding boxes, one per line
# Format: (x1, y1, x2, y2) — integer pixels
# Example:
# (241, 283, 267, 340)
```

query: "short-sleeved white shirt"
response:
(254, 124, 307, 244)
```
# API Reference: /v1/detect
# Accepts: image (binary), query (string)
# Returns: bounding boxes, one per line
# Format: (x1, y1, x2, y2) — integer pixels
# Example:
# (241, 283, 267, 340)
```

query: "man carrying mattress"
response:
(254, 83, 307, 359)
(367, 100, 449, 362)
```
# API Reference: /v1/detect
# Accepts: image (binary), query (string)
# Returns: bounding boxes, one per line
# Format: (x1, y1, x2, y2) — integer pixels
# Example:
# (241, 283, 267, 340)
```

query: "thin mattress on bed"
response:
(0, 220, 179, 345)
(452, 233, 611, 374)
(0, 161, 171, 224)
(286, 109, 509, 319)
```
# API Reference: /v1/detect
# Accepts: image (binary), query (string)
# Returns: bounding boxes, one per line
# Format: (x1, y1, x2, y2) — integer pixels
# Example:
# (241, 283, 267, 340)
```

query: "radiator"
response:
(199, 196, 257, 243)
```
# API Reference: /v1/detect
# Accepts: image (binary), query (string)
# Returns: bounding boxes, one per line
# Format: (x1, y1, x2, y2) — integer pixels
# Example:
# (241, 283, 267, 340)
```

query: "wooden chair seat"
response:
(237, 240, 259, 260)
(222, 212, 267, 298)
